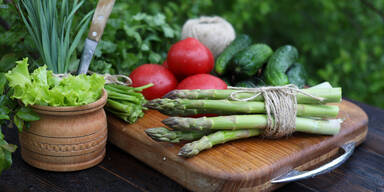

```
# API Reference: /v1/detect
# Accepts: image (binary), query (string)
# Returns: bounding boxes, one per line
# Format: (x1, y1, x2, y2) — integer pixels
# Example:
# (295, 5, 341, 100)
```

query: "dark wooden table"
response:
(0, 100, 383, 192)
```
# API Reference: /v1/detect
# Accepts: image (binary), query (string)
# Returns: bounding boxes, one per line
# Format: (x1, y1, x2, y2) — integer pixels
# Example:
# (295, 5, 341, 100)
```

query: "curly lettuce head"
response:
(5, 58, 105, 106)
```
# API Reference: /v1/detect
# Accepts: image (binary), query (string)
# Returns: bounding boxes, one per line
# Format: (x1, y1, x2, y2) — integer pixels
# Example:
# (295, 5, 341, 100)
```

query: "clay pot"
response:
(18, 90, 108, 172)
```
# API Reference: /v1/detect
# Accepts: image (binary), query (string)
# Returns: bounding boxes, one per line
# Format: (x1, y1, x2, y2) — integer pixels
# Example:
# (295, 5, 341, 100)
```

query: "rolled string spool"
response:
(181, 16, 235, 57)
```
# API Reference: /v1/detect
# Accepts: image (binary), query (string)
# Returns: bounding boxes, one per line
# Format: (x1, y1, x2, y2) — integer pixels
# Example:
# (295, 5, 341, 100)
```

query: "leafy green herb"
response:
(90, 2, 180, 74)
(16, 107, 39, 122)
(13, 115, 24, 132)
(16, 0, 93, 74)
(0, 73, 6, 94)
(0, 138, 17, 174)
(0, 54, 17, 73)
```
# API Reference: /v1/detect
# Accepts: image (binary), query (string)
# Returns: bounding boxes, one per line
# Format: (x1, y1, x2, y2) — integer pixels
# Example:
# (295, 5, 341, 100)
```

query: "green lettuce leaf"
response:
(6, 58, 105, 107)
(47, 71, 60, 88)
(5, 58, 31, 89)
(31, 65, 48, 86)
(48, 73, 105, 106)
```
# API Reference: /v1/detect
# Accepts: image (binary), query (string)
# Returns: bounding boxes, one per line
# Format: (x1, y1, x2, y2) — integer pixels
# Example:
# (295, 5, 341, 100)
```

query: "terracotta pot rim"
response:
(31, 89, 107, 114)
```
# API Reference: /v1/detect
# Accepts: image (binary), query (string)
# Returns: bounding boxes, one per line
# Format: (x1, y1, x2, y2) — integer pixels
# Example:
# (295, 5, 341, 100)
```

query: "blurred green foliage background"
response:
(1, 0, 383, 108)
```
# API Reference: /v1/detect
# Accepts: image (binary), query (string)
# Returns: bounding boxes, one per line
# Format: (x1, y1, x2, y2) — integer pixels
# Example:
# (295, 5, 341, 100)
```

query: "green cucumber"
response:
(232, 44, 273, 78)
(252, 77, 267, 87)
(221, 76, 232, 86)
(264, 45, 298, 86)
(215, 34, 252, 75)
(287, 62, 307, 88)
(235, 80, 257, 88)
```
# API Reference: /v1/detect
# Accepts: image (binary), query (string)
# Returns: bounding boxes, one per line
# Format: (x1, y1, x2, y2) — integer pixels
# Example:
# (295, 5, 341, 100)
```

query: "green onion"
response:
(17, 0, 93, 74)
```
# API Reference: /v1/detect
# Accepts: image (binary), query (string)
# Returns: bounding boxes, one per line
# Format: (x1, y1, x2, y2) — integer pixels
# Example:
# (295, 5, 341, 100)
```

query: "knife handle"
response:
(88, 0, 115, 42)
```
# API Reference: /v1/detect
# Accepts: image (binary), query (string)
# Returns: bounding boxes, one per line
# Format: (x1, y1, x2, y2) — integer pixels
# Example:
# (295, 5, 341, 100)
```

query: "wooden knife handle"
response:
(87, 0, 115, 42)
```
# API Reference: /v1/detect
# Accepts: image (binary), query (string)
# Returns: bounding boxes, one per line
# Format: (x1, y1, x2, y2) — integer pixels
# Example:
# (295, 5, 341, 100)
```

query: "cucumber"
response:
(235, 80, 257, 88)
(252, 77, 267, 87)
(264, 45, 298, 86)
(232, 44, 273, 78)
(215, 34, 252, 75)
(221, 76, 232, 86)
(287, 62, 307, 88)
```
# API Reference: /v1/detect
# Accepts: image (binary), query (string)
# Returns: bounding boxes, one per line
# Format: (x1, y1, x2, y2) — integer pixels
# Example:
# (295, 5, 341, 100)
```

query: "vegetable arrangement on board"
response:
(0, 0, 346, 175)
(0, 0, 151, 175)
(130, 17, 344, 157)
(145, 86, 342, 157)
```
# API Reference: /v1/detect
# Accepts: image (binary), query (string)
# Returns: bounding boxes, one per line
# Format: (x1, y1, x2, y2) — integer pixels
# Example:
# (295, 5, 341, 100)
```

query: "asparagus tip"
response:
(145, 98, 163, 107)
(162, 117, 187, 130)
(145, 127, 170, 142)
(163, 90, 179, 99)
(178, 136, 212, 157)
(178, 142, 199, 157)
(145, 127, 165, 135)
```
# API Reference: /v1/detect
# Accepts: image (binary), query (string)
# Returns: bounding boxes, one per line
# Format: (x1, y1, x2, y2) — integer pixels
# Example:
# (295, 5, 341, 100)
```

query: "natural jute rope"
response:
(54, 72, 132, 86)
(103, 74, 132, 85)
(228, 84, 324, 138)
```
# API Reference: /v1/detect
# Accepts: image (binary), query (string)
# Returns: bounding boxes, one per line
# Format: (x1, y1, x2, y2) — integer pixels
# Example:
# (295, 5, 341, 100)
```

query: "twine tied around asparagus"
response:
(103, 74, 132, 85)
(54, 72, 132, 86)
(228, 84, 325, 138)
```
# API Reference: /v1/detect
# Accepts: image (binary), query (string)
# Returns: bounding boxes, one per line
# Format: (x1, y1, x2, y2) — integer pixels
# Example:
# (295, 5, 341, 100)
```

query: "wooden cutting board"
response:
(107, 100, 368, 192)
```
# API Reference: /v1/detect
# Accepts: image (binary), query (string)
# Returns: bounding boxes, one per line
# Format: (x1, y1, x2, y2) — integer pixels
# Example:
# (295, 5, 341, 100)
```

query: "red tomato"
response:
(167, 38, 214, 77)
(162, 60, 168, 68)
(130, 64, 178, 100)
(162, 59, 186, 82)
(177, 74, 227, 90)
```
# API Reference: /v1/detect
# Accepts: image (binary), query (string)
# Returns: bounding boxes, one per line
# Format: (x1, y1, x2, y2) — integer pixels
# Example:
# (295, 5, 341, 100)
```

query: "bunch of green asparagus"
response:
(145, 87, 343, 157)
(104, 84, 152, 124)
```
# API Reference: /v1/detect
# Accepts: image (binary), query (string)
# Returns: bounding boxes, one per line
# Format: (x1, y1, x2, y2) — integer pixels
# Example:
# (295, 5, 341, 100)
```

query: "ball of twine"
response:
(181, 16, 236, 58)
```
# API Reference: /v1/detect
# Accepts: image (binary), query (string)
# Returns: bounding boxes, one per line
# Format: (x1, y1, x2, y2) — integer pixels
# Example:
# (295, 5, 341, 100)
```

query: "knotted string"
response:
(54, 72, 132, 86)
(228, 84, 324, 138)
(103, 74, 132, 85)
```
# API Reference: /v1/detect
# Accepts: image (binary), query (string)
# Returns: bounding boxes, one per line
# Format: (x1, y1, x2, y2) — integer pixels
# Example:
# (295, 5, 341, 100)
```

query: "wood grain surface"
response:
(107, 100, 368, 192)
(87, 0, 115, 42)
(0, 99, 381, 192)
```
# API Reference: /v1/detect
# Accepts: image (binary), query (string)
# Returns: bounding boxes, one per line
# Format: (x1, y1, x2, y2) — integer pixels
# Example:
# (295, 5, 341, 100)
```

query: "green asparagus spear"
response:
(162, 115, 341, 135)
(104, 83, 151, 124)
(106, 83, 153, 92)
(178, 129, 261, 157)
(106, 99, 133, 112)
(146, 99, 339, 118)
(105, 85, 145, 99)
(163, 88, 342, 104)
(106, 105, 144, 123)
(145, 127, 212, 143)
(107, 92, 142, 104)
